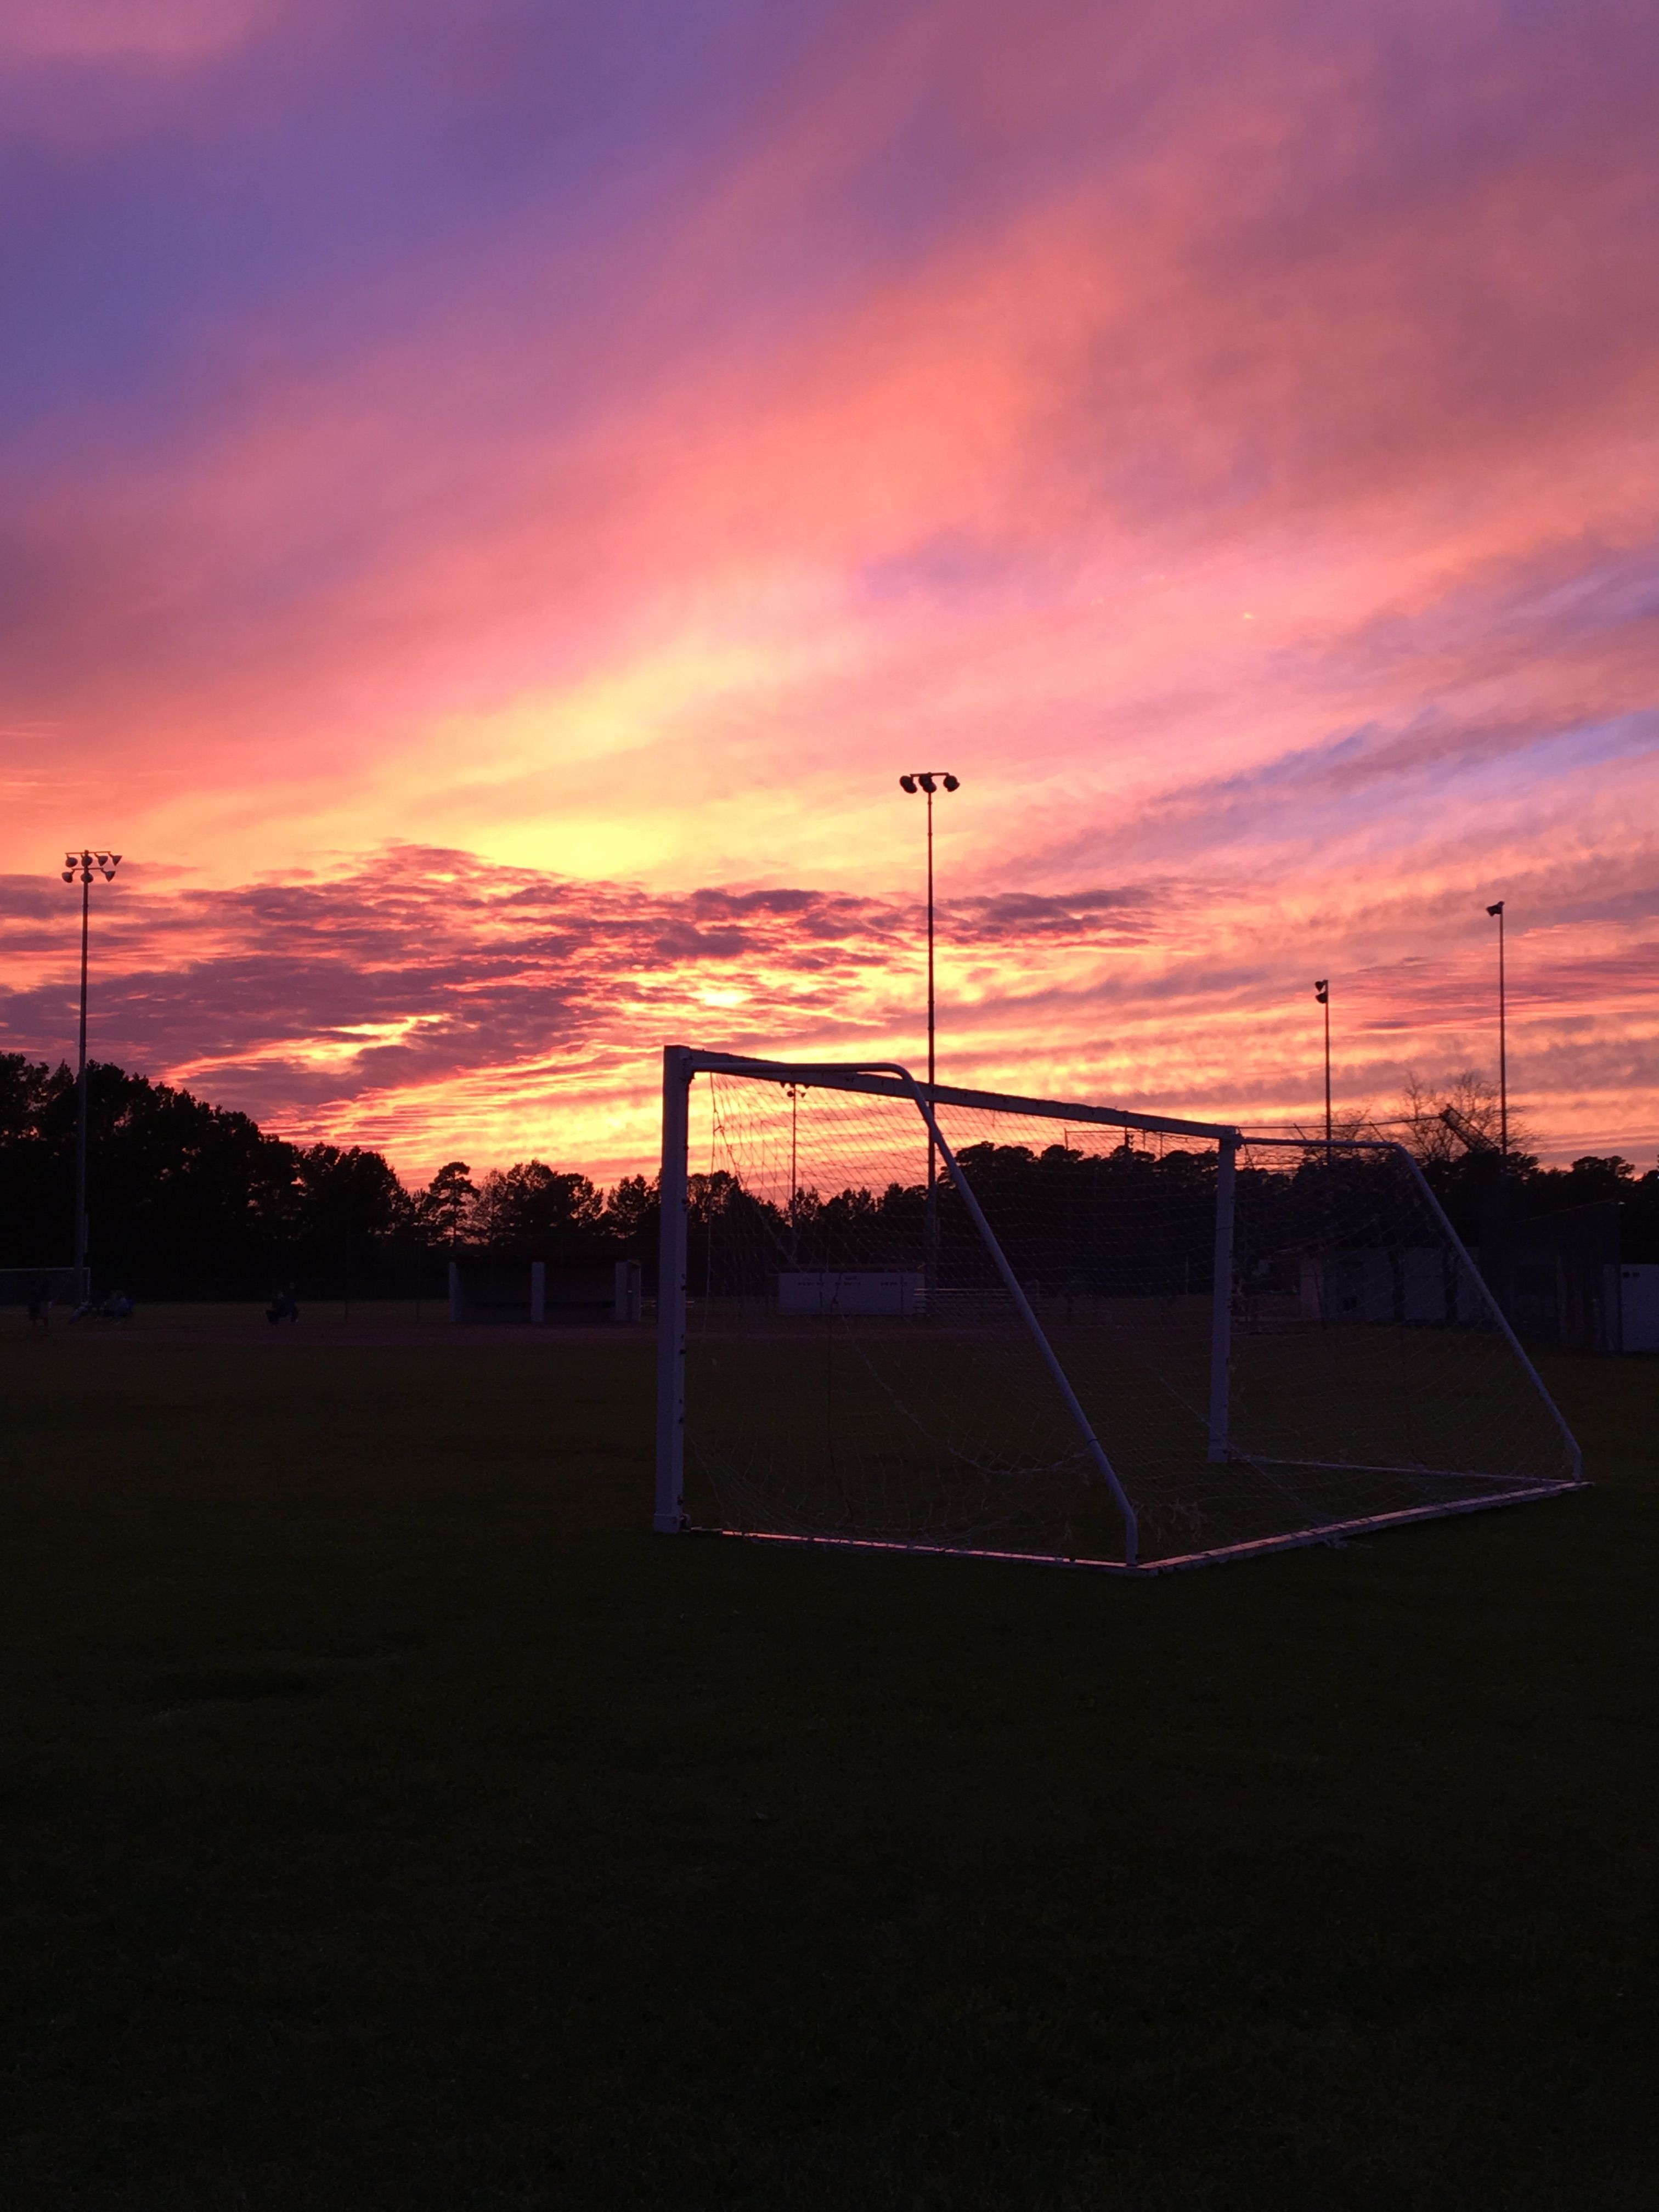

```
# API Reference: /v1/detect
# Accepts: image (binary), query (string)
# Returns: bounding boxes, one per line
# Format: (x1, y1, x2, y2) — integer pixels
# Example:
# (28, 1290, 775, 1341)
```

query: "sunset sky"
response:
(3, 0, 1656, 1182)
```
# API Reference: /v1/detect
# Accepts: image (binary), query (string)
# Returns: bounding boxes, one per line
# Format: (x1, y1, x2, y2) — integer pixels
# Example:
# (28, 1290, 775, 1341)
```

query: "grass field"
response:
(1, 1317, 1655, 2208)
(685, 1297, 1577, 1563)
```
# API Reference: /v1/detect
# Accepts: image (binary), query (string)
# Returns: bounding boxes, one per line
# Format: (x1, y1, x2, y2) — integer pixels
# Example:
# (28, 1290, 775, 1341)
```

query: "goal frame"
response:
(654, 1046, 1584, 1573)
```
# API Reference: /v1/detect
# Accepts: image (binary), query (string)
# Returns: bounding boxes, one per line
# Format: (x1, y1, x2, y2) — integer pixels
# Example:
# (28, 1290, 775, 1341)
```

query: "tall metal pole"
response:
(61, 848, 121, 1302)
(925, 782, 935, 1093)
(923, 784, 938, 1284)
(1487, 901, 1508, 1160)
(1206, 1133, 1238, 1464)
(1315, 979, 1331, 1165)
(898, 771, 957, 1086)
(1497, 907, 1508, 1161)
(898, 771, 958, 1286)
(654, 1045, 692, 1533)
(75, 867, 90, 1299)
(924, 783, 938, 1291)
(787, 1081, 799, 1262)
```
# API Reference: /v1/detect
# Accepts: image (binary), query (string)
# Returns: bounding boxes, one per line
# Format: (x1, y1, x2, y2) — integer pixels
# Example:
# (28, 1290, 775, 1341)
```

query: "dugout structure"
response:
(449, 1259, 644, 1324)
(654, 1048, 1583, 1573)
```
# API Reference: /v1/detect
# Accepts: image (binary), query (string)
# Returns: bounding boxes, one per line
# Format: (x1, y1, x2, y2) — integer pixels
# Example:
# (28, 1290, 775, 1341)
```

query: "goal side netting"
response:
(654, 1050, 1583, 1572)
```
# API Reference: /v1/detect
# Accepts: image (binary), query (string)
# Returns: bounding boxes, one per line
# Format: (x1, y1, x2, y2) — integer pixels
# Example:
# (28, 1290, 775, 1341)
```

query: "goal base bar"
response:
(678, 1479, 1586, 1576)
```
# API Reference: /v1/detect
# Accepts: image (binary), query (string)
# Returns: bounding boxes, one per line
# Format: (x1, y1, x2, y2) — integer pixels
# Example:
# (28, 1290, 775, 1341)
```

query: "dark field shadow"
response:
(0, 1335, 1652, 2210)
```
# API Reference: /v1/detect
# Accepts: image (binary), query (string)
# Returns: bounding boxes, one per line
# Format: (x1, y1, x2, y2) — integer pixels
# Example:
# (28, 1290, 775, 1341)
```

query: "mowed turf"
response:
(0, 1323, 1654, 2209)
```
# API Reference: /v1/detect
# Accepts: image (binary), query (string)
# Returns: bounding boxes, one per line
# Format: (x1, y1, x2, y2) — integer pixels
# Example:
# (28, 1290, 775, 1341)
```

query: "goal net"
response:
(0, 1267, 81, 1311)
(654, 1050, 1583, 1572)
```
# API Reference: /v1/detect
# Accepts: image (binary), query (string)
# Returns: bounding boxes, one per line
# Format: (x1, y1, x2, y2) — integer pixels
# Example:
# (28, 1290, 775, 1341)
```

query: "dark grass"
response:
(1, 1327, 1655, 2209)
(687, 1307, 1575, 1562)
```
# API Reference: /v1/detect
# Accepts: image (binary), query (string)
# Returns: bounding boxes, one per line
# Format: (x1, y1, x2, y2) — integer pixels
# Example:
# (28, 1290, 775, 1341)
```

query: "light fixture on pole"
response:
(60, 849, 122, 1301)
(898, 771, 961, 1283)
(896, 771, 961, 1093)
(1313, 979, 1331, 1164)
(1486, 900, 1507, 1160)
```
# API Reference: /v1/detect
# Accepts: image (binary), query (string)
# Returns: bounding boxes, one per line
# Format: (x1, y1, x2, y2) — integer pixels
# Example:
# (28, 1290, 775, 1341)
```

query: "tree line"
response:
(0, 1056, 661, 1288)
(3, 1052, 1654, 1290)
(1379, 1069, 1659, 1257)
(674, 1098, 1659, 1301)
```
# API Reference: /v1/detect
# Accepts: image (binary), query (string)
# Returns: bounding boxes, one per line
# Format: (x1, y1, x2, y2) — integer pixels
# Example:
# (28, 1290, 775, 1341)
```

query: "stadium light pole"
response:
(1486, 900, 1508, 1161)
(897, 771, 961, 1091)
(1314, 979, 1331, 1165)
(60, 849, 122, 1301)
(898, 771, 960, 1285)
(786, 1080, 801, 1261)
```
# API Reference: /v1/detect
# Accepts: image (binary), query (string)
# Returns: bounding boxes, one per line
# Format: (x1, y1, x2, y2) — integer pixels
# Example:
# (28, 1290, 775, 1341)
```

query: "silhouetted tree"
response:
(0, 1054, 302, 1276)
(472, 1160, 605, 1256)
(0, 1054, 432, 1283)
(602, 1173, 659, 1260)
(415, 1160, 476, 1249)
(291, 1143, 414, 1274)
(8, 1050, 1651, 1291)
(1523, 1154, 1659, 1261)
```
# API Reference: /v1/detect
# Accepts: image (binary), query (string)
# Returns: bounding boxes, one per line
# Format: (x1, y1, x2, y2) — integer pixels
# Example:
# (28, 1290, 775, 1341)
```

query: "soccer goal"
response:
(654, 1048, 1584, 1572)
(0, 1266, 80, 1312)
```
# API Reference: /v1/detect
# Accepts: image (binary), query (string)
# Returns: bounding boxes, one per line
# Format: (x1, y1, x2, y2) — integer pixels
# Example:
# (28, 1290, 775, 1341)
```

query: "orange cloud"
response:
(3, 844, 1656, 1178)
(2, 2, 1656, 1170)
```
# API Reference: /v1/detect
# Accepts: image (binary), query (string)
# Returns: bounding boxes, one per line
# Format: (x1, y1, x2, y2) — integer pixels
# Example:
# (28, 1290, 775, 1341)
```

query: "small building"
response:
(1485, 1199, 1621, 1354)
(1620, 1265, 1659, 1353)
(777, 1270, 926, 1317)
(1298, 1249, 1479, 1327)
(449, 1258, 644, 1324)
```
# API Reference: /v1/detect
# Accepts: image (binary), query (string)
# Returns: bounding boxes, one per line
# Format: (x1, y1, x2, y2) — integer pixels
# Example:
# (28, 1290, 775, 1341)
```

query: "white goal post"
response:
(654, 1047, 1584, 1573)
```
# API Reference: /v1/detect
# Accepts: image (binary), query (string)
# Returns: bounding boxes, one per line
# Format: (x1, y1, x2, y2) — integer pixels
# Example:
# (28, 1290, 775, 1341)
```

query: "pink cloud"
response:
(2, 3, 1656, 1173)
(3, 843, 1655, 1179)
(0, 2, 276, 64)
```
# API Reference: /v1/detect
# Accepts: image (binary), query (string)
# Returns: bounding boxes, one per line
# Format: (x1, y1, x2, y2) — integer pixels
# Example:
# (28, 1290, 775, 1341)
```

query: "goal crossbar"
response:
(676, 1049, 1240, 1141)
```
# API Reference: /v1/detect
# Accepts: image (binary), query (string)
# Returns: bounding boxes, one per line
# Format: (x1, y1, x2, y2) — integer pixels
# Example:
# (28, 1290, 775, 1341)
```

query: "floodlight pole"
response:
(76, 867, 89, 1293)
(898, 771, 960, 1282)
(654, 1046, 692, 1531)
(61, 848, 121, 1302)
(926, 787, 936, 1090)
(1487, 901, 1508, 1160)
(1206, 1133, 1238, 1463)
(1314, 979, 1331, 1166)
(787, 1081, 801, 1260)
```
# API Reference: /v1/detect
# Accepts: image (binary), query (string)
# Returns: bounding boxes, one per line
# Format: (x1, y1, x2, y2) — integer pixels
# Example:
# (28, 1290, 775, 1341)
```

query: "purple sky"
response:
(4, 1, 1657, 1174)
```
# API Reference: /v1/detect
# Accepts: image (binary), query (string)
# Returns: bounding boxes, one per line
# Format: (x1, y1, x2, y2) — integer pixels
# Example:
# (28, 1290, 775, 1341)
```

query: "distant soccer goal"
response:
(654, 1049, 1584, 1573)
(0, 1267, 81, 1312)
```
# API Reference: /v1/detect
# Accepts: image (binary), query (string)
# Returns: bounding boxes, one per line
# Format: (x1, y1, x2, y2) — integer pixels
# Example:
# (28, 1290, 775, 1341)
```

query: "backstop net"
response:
(654, 1051, 1583, 1572)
